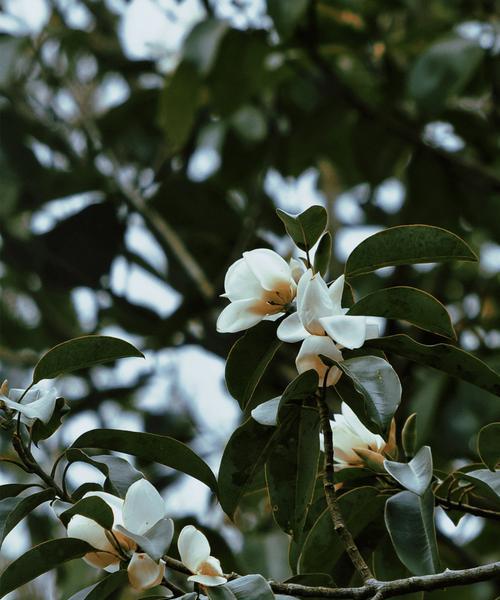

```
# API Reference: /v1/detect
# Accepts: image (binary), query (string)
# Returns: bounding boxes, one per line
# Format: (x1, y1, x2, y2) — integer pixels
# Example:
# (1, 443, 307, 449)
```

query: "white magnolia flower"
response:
(67, 479, 168, 591)
(217, 249, 299, 334)
(277, 270, 379, 350)
(325, 402, 387, 470)
(296, 335, 343, 387)
(178, 525, 226, 587)
(0, 382, 58, 425)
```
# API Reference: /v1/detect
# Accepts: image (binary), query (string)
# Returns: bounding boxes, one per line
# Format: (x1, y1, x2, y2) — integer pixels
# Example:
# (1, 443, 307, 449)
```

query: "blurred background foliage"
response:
(0, 0, 499, 598)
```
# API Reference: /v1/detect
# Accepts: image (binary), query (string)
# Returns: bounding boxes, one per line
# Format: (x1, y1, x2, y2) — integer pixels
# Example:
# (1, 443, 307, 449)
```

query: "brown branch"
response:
(316, 388, 374, 582)
(435, 495, 500, 521)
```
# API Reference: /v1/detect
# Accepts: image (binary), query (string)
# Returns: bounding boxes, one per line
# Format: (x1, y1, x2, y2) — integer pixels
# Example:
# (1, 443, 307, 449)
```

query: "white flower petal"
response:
(82, 491, 124, 527)
(188, 574, 227, 587)
(298, 273, 332, 335)
(289, 257, 306, 283)
(295, 336, 343, 387)
(223, 258, 262, 302)
(216, 300, 264, 333)
(251, 397, 280, 426)
(340, 403, 385, 452)
(67, 514, 117, 555)
(3, 388, 58, 425)
(319, 315, 368, 349)
(178, 525, 211, 574)
(277, 313, 309, 343)
(328, 275, 345, 314)
(127, 553, 165, 591)
(243, 248, 291, 291)
(365, 320, 380, 340)
(123, 479, 166, 536)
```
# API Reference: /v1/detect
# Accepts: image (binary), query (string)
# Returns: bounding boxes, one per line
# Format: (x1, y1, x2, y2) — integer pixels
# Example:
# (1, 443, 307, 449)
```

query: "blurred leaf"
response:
(367, 334, 500, 398)
(59, 496, 114, 529)
(266, 405, 320, 537)
(33, 335, 144, 383)
(408, 36, 484, 114)
(385, 489, 440, 576)
(477, 423, 500, 471)
(0, 538, 92, 597)
(313, 232, 332, 277)
(0, 489, 55, 548)
(267, 0, 309, 39)
(231, 106, 268, 143)
(67, 570, 128, 600)
(72, 430, 218, 494)
(335, 356, 401, 432)
(384, 446, 433, 496)
(276, 206, 328, 252)
(183, 19, 230, 75)
(225, 322, 282, 411)
(345, 225, 477, 278)
(348, 287, 455, 339)
(0, 36, 26, 87)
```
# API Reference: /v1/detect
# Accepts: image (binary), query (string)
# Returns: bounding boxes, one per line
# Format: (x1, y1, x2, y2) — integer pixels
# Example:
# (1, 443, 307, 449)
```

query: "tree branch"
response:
(435, 494, 500, 521)
(316, 387, 374, 582)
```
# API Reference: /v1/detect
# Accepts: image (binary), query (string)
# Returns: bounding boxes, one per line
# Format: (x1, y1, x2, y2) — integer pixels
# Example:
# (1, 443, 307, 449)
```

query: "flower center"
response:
(198, 561, 221, 577)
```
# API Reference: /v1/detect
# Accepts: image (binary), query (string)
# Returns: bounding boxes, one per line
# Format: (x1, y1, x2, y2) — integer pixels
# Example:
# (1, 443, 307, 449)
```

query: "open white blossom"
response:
(67, 479, 168, 591)
(0, 381, 58, 425)
(217, 249, 299, 333)
(277, 270, 379, 350)
(178, 525, 226, 587)
(296, 335, 343, 386)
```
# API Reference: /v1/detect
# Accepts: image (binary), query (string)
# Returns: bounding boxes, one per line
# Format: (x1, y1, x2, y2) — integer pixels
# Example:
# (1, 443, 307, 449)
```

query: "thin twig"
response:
(435, 495, 500, 521)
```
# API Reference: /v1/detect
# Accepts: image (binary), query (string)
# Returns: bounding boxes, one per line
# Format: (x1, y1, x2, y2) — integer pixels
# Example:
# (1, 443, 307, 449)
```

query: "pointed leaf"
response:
(313, 232, 332, 277)
(345, 225, 477, 278)
(115, 518, 174, 561)
(0, 484, 42, 501)
(401, 413, 418, 459)
(477, 423, 500, 471)
(0, 538, 92, 598)
(72, 430, 217, 494)
(59, 496, 114, 530)
(348, 287, 455, 339)
(366, 334, 500, 398)
(33, 335, 144, 383)
(276, 206, 328, 252)
(67, 570, 128, 600)
(0, 489, 55, 548)
(460, 469, 500, 508)
(384, 446, 433, 496)
(31, 397, 70, 444)
(385, 489, 440, 576)
(278, 370, 319, 421)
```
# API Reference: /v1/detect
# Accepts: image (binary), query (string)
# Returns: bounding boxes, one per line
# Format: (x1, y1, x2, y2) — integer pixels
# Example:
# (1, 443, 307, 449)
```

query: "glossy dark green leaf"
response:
(384, 446, 433, 496)
(266, 405, 320, 537)
(72, 430, 217, 494)
(408, 36, 484, 114)
(31, 396, 70, 444)
(0, 538, 92, 597)
(0, 489, 55, 548)
(401, 413, 418, 459)
(299, 487, 386, 574)
(207, 574, 274, 600)
(335, 356, 401, 432)
(276, 206, 328, 252)
(225, 322, 282, 411)
(385, 489, 440, 575)
(59, 496, 114, 529)
(67, 570, 128, 600)
(366, 334, 500, 398)
(348, 286, 455, 339)
(345, 225, 477, 278)
(0, 484, 42, 501)
(460, 469, 500, 508)
(267, 0, 309, 39)
(218, 417, 278, 518)
(33, 335, 144, 383)
(313, 232, 332, 277)
(477, 422, 500, 470)
(277, 370, 319, 420)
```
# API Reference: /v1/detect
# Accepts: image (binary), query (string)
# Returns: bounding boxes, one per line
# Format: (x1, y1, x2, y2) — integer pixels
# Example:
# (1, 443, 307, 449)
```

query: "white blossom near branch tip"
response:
(217, 249, 302, 333)
(277, 270, 379, 350)
(67, 478, 168, 591)
(178, 525, 227, 587)
(0, 381, 58, 425)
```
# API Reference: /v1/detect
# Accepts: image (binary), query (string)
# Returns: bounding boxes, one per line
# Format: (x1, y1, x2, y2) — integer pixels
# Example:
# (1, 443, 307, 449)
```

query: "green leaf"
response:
(298, 487, 386, 574)
(67, 570, 128, 600)
(460, 469, 500, 508)
(218, 417, 278, 518)
(266, 405, 320, 537)
(59, 496, 114, 529)
(225, 322, 282, 411)
(348, 286, 455, 339)
(31, 396, 70, 444)
(384, 446, 433, 496)
(408, 36, 484, 114)
(277, 370, 319, 420)
(72, 430, 218, 494)
(335, 356, 401, 432)
(366, 334, 500, 398)
(33, 335, 144, 383)
(207, 575, 274, 600)
(183, 19, 229, 76)
(267, 0, 309, 39)
(65, 449, 143, 498)
(0, 484, 42, 501)
(313, 232, 332, 277)
(401, 413, 418, 459)
(345, 225, 477, 278)
(477, 423, 500, 470)
(0, 489, 55, 548)
(276, 206, 328, 252)
(385, 489, 440, 576)
(0, 538, 92, 597)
